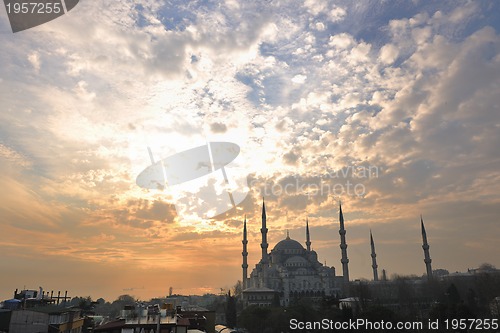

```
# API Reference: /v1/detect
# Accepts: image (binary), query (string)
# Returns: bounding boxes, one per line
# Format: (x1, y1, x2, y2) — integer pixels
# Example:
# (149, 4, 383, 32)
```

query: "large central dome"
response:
(273, 237, 305, 251)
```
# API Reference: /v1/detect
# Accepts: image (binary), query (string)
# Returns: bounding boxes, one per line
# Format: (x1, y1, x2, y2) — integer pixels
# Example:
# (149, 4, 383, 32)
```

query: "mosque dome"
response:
(273, 237, 305, 252)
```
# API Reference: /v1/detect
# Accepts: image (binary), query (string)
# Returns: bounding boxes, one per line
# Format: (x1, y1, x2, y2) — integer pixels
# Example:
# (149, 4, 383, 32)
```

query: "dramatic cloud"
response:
(0, 0, 499, 301)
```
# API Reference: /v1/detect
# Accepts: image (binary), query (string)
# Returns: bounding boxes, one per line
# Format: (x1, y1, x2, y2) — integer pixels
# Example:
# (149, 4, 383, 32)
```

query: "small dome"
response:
(273, 238, 305, 251)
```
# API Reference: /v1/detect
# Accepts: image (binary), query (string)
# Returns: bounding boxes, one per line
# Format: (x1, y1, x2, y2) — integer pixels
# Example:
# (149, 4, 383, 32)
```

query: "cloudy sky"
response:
(0, 0, 499, 301)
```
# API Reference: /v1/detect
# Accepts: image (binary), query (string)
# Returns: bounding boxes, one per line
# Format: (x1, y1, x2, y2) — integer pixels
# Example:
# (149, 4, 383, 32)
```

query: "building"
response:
(241, 287, 278, 307)
(242, 200, 347, 307)
(94, 304, 213, 333)
(0, 307, 83, 333)
(0, 287, 82, 333)
(4, 309, 49, 333)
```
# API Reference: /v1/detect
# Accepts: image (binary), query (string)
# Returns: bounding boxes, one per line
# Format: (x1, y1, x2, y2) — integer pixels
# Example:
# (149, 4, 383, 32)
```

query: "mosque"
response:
(240, 201, 434, 307)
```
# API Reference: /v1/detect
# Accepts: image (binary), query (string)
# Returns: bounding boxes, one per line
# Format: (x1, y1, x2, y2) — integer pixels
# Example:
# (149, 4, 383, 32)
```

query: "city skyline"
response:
(0, 200, 496, 302)
(1, 0, 500, 302)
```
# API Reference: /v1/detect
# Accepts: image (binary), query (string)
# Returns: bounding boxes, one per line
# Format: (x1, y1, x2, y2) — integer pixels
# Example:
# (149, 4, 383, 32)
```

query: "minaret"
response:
(242, 216, 248, 290)
(421, 215, 433, 280)
(260, 199, 268, 264)
(305, 217, 311, 251)
(370, 230, 379, 281)
(339, 202, 350, 285)
(382, 269, 387, 281)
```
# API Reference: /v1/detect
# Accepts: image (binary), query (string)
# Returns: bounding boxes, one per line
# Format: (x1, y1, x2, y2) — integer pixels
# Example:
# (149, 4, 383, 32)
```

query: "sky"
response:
(0, 0, 499, 302)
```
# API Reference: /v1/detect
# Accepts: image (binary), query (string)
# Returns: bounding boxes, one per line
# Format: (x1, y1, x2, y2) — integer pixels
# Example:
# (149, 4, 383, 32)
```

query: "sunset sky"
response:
(1, 0, 499, 302)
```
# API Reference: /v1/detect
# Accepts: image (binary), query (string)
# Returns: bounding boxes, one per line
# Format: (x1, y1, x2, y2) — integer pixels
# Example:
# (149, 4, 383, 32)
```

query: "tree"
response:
(478, 263, 497, 272)
(116, 294, 135, 304)
(69, 296, 93, 310)
(394, 276, 416, 319)
(226, 291, 237, 328)
(103, 294, 137, 319)
(351, 280, 372, 311)
(238, 306, 271, 333)
(233, 280, 243, 298)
